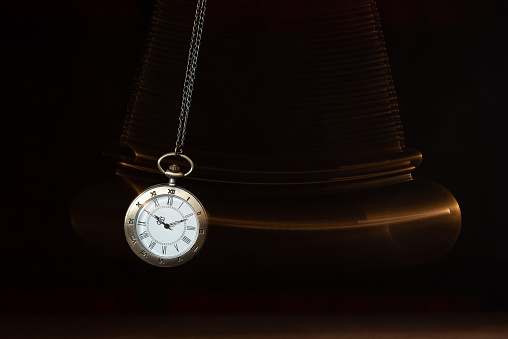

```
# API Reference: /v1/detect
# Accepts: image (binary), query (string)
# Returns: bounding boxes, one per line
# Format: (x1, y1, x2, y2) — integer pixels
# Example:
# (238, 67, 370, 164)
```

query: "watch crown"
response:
(165, 163, 184, 184)
(168, 164, 181, 173)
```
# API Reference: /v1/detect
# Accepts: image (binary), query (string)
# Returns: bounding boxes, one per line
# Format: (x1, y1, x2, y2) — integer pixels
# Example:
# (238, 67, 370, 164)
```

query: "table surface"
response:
(3, 313, 508, 339)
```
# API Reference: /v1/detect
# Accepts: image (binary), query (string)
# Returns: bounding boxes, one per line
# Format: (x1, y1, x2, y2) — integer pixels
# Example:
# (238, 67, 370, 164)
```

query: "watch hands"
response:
(145, 209, 187, 230)
(155, 216, 172, 230)
(145, 210, 173, 229)
(167, 219, 187, 228)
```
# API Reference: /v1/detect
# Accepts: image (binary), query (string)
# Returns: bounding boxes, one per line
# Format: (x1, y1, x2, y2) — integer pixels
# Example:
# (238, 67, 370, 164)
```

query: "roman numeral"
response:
(167, 196, 173, 206)
(139, 231, 149, 240)
(137, 221, 146, 226)
(162, 245, 167, 255)
(153, 199, 160, 207)
(149, 241, 156, 250)
(187, 226, 196, 231)
(182, 236, 191, 244)
(174, 243, 179, 252)
(184, 213, 194, 218)
(178, 201, 184, 209)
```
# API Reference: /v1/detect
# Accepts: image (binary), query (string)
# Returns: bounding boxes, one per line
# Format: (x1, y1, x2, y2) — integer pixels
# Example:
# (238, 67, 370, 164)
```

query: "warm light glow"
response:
(358, 208, 451, 226)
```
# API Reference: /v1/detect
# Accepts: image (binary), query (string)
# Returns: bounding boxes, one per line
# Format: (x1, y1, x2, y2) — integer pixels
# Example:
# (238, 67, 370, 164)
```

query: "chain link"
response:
(175, 0, 207, 155)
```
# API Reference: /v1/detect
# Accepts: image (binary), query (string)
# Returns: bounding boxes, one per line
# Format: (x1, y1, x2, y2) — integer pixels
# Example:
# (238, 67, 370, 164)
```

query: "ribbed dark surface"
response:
(70, 0, 460, 267)
(120, 0, 413, 188)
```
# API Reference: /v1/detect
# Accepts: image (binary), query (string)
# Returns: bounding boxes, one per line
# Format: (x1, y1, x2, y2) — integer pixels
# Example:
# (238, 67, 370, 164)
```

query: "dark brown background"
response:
(3, 0, 507, 315)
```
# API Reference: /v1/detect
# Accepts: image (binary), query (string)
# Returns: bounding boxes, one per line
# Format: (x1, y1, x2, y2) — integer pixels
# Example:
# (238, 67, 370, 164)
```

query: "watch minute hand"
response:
(144, 210, 156, 218)
(168, 219, 186, 227)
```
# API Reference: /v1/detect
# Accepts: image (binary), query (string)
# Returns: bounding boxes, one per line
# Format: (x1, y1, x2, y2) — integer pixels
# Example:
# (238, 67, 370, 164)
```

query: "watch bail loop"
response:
(157, 152, 194, 179)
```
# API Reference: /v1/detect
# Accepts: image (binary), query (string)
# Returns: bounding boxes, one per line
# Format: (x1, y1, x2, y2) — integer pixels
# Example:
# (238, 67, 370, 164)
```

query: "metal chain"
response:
(175, 0, 207, 155)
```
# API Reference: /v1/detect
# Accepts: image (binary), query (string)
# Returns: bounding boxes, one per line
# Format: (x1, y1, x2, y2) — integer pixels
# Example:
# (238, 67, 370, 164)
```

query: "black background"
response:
(3, 0, 507, 314)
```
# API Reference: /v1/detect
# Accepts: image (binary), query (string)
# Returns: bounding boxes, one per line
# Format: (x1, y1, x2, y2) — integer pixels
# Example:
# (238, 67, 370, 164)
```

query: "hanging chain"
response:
(175, 0, 207, 155)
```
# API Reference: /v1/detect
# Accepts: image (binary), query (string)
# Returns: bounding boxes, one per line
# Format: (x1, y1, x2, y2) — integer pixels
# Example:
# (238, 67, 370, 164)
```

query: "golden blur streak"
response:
(339, 160, 412, 170)
(330, 167, 415, 182)
(211, 208, 452, 231)
(118, 161, 414, 185)
(134, 152, 413, 174)
(118, 162, 160, 175)
(358, 208, 452, 226)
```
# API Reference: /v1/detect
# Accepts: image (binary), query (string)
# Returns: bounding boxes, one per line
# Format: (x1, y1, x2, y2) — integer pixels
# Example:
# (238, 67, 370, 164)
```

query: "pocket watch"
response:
(124, 0, 209, 266)
(124, 153, 208, 267)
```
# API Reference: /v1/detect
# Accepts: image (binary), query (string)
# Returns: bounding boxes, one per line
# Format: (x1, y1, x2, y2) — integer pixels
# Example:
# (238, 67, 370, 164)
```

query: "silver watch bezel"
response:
(124, 184, 208, 267)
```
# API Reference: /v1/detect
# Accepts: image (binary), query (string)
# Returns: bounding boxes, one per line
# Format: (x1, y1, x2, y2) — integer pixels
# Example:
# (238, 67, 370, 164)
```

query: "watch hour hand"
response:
(145, 210, 173, 229)
(155, 216, 173, 229)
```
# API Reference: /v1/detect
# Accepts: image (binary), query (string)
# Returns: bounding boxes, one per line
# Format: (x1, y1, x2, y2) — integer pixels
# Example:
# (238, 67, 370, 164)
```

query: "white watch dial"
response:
(135, 194, 199, 258)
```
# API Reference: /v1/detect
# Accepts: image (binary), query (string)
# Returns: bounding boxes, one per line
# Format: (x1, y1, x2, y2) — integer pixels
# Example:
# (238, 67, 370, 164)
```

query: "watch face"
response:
(124, 184, 208, 267)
